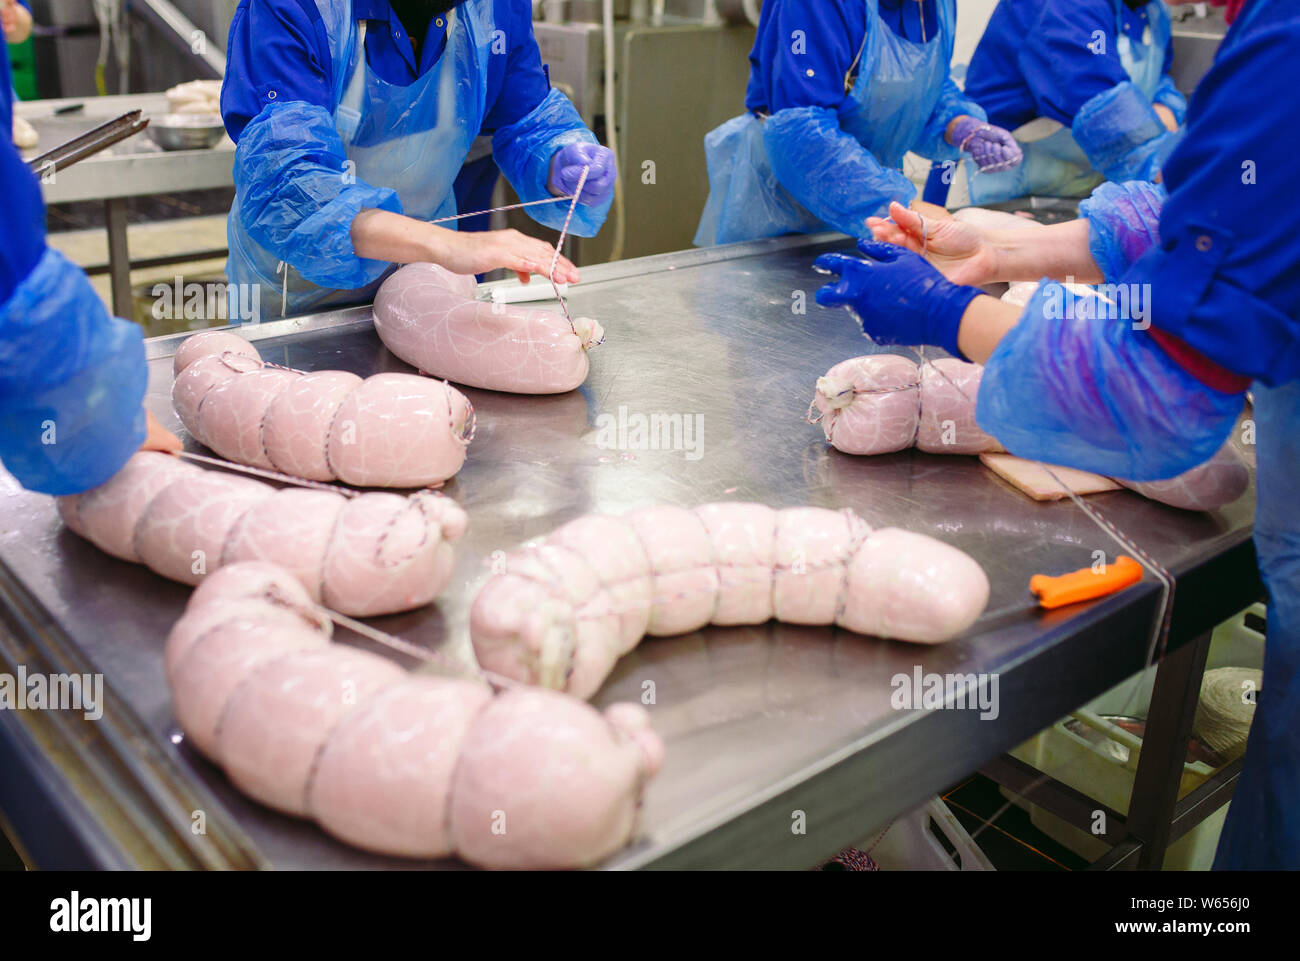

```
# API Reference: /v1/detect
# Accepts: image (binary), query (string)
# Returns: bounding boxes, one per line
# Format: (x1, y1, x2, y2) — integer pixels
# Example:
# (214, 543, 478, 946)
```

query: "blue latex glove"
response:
(547, 142, 616, 205)
(813, 240, 982, 359)
(494, 88, 611, 236)
(951, 116, 1023, 172)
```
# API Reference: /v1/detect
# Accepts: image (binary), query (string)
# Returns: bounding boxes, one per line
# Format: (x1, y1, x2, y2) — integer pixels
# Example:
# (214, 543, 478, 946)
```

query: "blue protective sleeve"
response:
(0, 136, 46, 304)
(1151, 75, 1188, 125)
(491, 87, 610, 237)
(764, 105, 916, 238)
(1079, 180, 1167, 284)
(0, 249, 147, 495)
(1072, 80, 1182, 183)
(232, 100, 404, 290)
(914, 76, 987, 162)
(975, 281, 1244, 482)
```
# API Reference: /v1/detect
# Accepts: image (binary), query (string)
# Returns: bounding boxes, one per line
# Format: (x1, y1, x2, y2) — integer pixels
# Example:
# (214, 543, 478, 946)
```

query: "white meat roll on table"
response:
(172, 330, 473, 487)
(471, 503, 991, 699)
(57, 452, 466, 616)
(810, 355, 1250, 512)
(165, 562, 662, 869)
(372, 263, 603, 394)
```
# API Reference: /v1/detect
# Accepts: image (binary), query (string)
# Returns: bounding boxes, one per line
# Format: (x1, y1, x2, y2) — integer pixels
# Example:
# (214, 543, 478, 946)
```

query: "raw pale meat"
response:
(165, 562, 662, 868)
(57, 451, 467, 616)
(372, 262, 604, 394)
(172, 330, 472, 487)
(810, 355, 1000, 456)
(471, 503, 991, 699)
(165, 79, 222, 113)
(1118, 444, 1251, 512)
(812, 356, 1251, 512)
(952, 206, 1046, 232)
(13, 116, 39, 150)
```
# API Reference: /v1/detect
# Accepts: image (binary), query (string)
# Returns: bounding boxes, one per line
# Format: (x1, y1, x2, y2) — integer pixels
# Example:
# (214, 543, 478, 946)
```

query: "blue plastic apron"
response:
(968, 0, 1169, 204)
(1214, 381, 1300, 869)
(695, 0, 955, 245)
(227, 3, 487, 317)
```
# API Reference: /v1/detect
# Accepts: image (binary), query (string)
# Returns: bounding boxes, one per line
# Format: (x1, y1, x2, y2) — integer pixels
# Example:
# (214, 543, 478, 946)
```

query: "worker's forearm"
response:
(986, 219, 1105, 285)
(349, 208, 456, 266)
(956, 294, 1024, 365)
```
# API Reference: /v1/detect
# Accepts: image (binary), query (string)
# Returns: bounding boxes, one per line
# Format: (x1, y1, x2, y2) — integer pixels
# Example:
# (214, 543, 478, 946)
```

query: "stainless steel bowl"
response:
(146, 113, 226, 151)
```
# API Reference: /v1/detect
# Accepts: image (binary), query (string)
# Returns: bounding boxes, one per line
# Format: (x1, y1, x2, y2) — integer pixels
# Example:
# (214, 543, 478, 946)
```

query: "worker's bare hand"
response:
(908, 198, 955, 222)
(436, 228, 580, 285)
(1, 0, 32, 44)
(1153, 103, 1179, 133)
(140, 408, 182, 454)
(867, 201, 995, 286)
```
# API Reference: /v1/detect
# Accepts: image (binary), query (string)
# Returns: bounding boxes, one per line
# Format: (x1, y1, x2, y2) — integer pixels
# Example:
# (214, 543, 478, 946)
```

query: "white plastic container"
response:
(866, 798, 994, 871)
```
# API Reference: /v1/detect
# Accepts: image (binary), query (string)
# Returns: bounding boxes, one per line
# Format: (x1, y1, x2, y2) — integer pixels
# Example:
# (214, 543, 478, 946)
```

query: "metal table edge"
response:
(0, 559, 267, 870)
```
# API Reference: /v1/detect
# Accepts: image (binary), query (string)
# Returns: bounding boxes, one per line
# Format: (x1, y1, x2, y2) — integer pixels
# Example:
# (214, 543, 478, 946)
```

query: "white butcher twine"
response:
(1193, 667, 1262, 762)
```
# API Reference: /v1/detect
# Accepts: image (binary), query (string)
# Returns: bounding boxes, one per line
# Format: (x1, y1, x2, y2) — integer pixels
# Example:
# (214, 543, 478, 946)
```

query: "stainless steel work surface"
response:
(16, 95, 234, 204)
(0, 235, 1260, 869)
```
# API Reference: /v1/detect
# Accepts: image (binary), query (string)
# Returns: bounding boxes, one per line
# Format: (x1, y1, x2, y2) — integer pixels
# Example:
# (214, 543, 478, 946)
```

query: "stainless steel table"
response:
(16, 94, 234, 319)
(0, 235, 1261, 869)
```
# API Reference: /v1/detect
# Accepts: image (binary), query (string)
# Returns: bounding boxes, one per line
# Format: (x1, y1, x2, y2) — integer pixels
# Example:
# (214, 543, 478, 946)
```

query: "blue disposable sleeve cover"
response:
(492, 87, 611, 237)
(0, 134, 46, 304)
(0, 249, 147, 495)
(976, 281, 1245, 481)
(1073, 80, 1182, 183)
(1151, 75, 1188, 126)
(764, 105, 916, 238)
(1079, 180, 1167, 284)
(915, 77, 987, 162)
(233, 100, 403, 290)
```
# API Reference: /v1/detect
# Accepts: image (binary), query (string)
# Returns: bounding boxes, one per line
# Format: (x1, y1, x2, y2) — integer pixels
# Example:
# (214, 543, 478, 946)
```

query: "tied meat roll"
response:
(172, 330, 473, 487)
(810, 354, 1001, 456)
(811, 355, 1250, 512)
(471, 503, 991, 699)
(57, 452, 467, 617)
(372, 263, 604, 394)
(167, 563, 663, 869)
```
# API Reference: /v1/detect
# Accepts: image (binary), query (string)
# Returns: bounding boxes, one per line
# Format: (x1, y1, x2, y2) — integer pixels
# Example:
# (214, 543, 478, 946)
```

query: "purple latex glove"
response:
(813, 240, 982, 360)
(951, 116, 1023, 173)
(547, 143, 617, 205)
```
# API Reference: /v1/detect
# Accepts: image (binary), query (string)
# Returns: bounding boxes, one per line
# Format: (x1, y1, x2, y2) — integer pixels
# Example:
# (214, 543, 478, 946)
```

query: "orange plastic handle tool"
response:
(1030, 556, 1143, 610)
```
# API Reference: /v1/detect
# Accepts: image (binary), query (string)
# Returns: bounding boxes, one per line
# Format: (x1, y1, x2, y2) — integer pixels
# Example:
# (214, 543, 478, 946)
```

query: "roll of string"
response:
(1193, 667, 1262, 762)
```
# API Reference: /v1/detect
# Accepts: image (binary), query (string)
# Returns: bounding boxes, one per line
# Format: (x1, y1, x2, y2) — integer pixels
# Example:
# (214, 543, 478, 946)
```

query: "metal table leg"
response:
(104, 198, 134, 320)
(1124, 630, 1214, 869)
